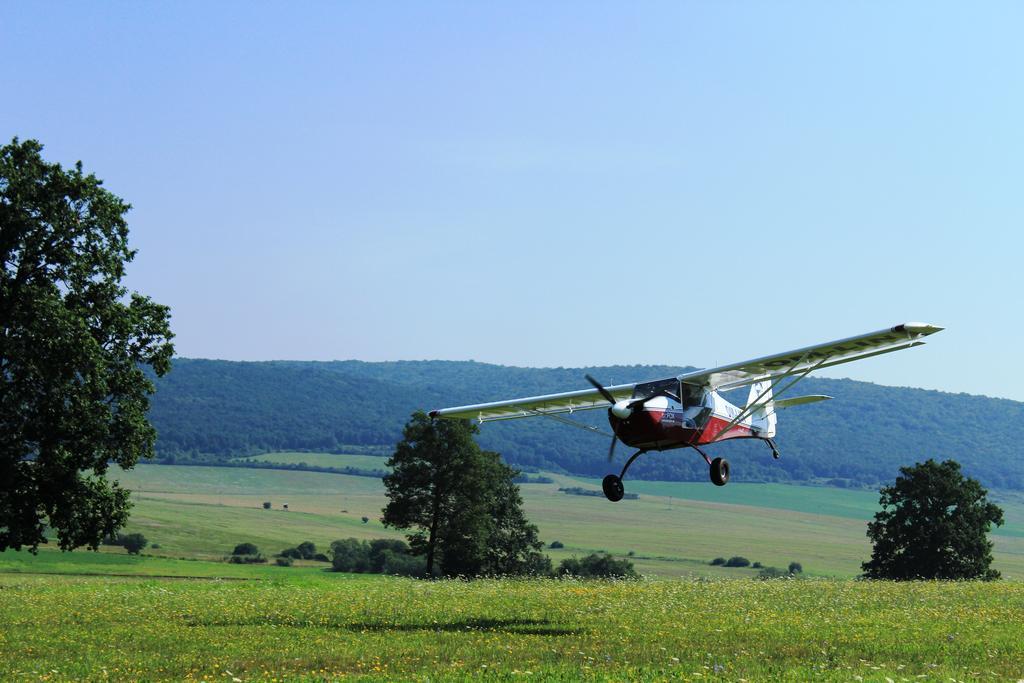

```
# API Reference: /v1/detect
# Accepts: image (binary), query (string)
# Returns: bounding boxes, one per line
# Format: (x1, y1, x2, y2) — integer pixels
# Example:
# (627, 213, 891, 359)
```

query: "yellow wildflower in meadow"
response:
(0, 570, 1022, 681)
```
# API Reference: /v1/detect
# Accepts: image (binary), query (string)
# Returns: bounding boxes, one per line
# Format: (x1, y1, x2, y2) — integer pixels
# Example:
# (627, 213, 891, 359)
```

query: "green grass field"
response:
(4, 461, 1024, 680)
(1, 561, 1022, 681)
(84, 462, 1024, 578)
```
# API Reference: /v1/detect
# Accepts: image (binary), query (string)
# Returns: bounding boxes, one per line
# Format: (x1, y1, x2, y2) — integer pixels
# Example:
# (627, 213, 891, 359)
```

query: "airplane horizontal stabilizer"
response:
(773, 395, 833, 410)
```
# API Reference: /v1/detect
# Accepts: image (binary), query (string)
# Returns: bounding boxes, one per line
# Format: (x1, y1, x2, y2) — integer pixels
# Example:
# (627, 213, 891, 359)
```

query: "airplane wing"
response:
(677, 322, 943, 391)
(430, 322, 942, 423)
(429, 382, 636, 423)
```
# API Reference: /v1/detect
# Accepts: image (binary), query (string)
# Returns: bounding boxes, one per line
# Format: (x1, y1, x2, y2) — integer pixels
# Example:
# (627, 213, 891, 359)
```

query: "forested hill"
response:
(149, 359, 1024, 490)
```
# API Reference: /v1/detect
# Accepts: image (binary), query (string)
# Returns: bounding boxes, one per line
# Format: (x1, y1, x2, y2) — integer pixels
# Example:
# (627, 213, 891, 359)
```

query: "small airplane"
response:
(430, 323, 943, 501)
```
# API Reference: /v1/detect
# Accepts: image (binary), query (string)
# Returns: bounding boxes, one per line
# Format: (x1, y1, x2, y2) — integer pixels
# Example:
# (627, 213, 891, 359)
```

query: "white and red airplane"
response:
(430, 323, 943, 501)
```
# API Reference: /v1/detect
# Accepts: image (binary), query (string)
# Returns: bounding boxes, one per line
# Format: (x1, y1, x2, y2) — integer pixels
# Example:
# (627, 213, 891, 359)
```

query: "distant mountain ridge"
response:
(148, 359, 1024, 490)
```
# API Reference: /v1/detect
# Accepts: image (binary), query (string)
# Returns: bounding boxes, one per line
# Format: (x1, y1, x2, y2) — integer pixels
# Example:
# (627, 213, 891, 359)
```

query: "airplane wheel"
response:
(710, 457, 730, 486)
(602, 474, 625, 502)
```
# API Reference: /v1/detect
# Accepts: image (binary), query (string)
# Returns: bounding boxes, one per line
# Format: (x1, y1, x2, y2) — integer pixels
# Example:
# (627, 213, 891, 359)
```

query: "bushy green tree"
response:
(862, 459, 1004, 580)
(296, 541, 316, 560)
(382, 412, 548, 577)
(330, 538, 371, 573)
(758, 566, 789, 579)
(0, 138, 174, 552)
(382, 413, 483, 575)
(232, 542, 259, 556)
(328, 537, 426, 575)
(379, 549, 427, 577)
(368, 539, 409, 571)
(121, 533, 147, 555)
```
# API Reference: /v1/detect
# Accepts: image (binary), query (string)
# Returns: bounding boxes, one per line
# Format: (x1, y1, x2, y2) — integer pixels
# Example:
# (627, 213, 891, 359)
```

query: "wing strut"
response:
(706, 353, 831, 444)
(524, 409, 616, 439)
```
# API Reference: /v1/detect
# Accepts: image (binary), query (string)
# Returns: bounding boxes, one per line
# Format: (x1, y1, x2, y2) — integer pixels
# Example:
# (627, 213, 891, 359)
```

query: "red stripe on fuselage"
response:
(696, 414, 755, 445)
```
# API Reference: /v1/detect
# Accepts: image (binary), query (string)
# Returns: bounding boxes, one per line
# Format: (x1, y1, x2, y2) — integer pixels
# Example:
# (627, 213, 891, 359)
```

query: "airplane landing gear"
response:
(766, 438, 781, 460)
(602, 449, 647, 502)
(602, 474, 625, 502)
(690, 444, 729, 487)
(710, 456, 730, 486)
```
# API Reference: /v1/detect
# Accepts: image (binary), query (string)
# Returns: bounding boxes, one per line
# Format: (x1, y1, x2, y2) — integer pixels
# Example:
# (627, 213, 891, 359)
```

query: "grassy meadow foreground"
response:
(2, 565, 1024, 681)
(3, 456, 1024, 680)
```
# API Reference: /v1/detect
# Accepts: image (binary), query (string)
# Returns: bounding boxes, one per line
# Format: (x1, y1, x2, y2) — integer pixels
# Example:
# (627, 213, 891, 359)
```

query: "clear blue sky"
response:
(3, 2, 1022, 399)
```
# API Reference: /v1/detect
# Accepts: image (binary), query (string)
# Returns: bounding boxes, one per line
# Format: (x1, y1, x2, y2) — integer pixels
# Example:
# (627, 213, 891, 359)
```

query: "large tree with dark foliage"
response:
(862, 459, 1004, 580)
(382, 411, 548, 577)
(0, 138, 174, 552)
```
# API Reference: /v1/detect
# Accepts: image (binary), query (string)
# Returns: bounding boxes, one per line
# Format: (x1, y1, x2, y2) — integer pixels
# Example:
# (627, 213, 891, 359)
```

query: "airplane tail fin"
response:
(746, 381, 777, 437)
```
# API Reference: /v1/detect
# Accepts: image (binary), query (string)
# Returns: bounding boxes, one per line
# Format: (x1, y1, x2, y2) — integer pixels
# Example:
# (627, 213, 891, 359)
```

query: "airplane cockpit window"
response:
(631, 380, 708, 409)
(680, 383, 706, 408)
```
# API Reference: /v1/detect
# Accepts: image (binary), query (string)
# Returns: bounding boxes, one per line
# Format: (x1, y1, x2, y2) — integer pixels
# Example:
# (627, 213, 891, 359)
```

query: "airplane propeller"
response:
(584, 374, 615, 403)
(585, 374, 637, 462)
(585, 374, 636, 419)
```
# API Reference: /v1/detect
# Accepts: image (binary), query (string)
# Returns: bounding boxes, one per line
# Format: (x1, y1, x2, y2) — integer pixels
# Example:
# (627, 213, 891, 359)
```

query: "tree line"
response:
(146, 359, 1024, 490)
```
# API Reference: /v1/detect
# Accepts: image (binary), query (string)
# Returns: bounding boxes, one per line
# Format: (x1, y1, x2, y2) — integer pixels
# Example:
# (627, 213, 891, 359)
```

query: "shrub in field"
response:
(280, 547, 303, 559)
(758, 566, 789, 579)
(361, 516, 369, 524)
(380, 549, 428, 577)
(368, 539, 410, 571)
(710, 557, 726, 566)
(549, 540, 564, 549)
(752, 561, 763, 568)
(275, 557, 293, 567)
(262, 501, 272, 510)
(725, 556, 751, 567)
(758, 564, 804, 579)
(557, 553, 639, 580)
(312, 553, 330, 562)
(121, 533, 148, 555)
(232, 542, 259, 556)
(150, 543, 161, 549)
(330, 538, 372, 573)
(329, 538, 426, 574)
(297, 541, 317, 559)
(228, 554, 267, 564)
